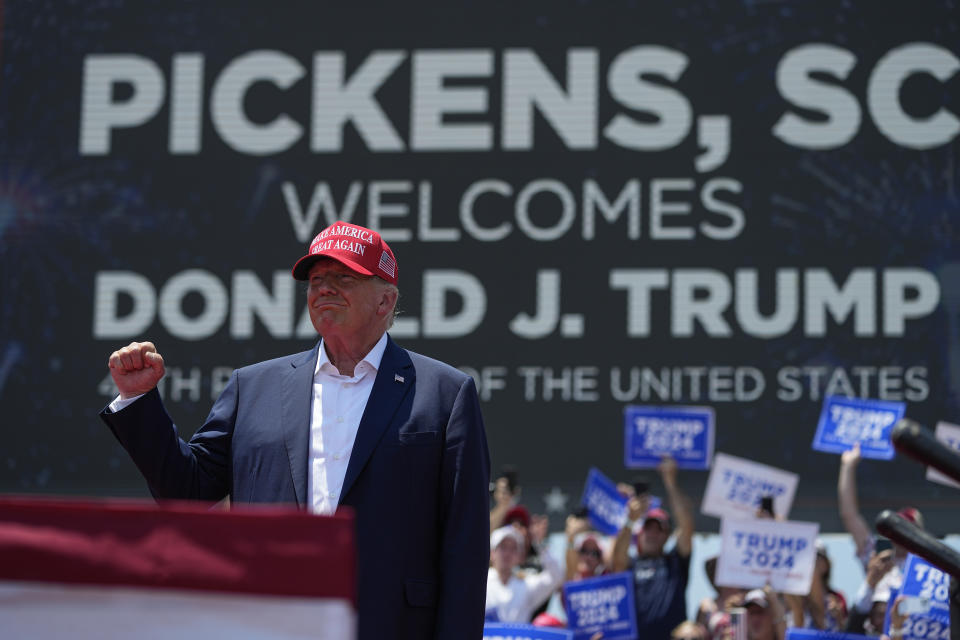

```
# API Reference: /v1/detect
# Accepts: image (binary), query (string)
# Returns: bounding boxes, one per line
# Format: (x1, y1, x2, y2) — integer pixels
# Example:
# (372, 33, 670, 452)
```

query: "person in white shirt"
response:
(485, 525, 562, 623)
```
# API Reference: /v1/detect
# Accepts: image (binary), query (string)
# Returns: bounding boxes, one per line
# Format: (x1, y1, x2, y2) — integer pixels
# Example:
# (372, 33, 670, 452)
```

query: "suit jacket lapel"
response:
(340, 335, 415, 502)
(281, 341, 321, 507)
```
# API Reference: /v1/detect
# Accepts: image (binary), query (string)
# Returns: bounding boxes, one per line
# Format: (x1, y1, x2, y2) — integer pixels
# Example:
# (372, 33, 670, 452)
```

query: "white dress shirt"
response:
(308, 333, 388, 515)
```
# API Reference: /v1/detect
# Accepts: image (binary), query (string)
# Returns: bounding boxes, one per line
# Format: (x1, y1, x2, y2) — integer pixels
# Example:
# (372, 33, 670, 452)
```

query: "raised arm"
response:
(612, 494, 647, 572)
(838, 444, 872, 557)
(764, 585, 788, 640)
(490, 477, 514, 533)
(806, 564, 827, 629)
(564, 514, 591, 581)
(660, 456, 694, 557)
(523, 536, 564, 612)
(101, 341, 232, 501)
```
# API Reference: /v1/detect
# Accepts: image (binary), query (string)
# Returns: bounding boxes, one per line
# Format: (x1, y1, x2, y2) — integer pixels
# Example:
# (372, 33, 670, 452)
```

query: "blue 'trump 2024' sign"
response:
(563, 572, 638, 640)
(484, 623, 573, 640)
(893, 553, 952, 639)
(812, 396, 905, 460)
(580, 468, 628, 536)
(624, 405, 714, 470)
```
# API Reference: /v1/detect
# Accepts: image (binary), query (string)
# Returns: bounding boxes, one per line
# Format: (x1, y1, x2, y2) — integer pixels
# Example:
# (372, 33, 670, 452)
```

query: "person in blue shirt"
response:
(611, 456, 694, 640)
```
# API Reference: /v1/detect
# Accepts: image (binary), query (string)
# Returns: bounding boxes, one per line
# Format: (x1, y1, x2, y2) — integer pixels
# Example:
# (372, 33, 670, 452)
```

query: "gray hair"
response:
(375, 278, 400, 329)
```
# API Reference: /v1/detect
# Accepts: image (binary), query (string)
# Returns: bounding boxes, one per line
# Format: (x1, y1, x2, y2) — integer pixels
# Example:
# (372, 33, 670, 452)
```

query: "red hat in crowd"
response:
(504, 505, 531, 528)
(643, 507, 671, 529)
(575, 533, 602, 552)
(532, 613, 566, 628)
(898, 507, 924, 529)
(292, 221, 399, 285)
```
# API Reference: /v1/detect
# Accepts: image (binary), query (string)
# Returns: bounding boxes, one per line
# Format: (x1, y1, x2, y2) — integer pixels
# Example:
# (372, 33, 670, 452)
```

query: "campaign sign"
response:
(786, 630, 872, 640)
(563, 572, 638, 640)
(701, 453, 799, 520)
(484, 623, 574, 640)
(926, 421, 960, 489)
(580, 468, 628, 536)
(715, 517, 819, 595)
(812, 396, 905, 460)
(892, 554, 952, 640)
(623, 405, 715, 470)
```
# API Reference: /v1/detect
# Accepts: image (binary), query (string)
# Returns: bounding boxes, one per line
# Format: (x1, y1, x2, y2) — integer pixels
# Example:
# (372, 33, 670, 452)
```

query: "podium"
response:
(0, 496, 356, 639)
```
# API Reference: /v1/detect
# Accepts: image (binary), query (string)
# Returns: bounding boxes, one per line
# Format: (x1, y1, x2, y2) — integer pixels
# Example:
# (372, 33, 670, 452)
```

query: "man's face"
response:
(746, 604, 773, 640)
(576, 543, 603, 576)
(639, 519, 668, 555)
(869, 601, 887, 632)
(307, 259, 392, 337)
(491, 536, 521, 572)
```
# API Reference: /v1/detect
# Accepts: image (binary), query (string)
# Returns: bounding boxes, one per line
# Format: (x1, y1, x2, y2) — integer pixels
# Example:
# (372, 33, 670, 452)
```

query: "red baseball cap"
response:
(291, 221, 398, 285)
(898, 507, 924, 529)
(504, 505, 531, 528)
(532, 613, 566, 628)
(644, 507, 671, 528)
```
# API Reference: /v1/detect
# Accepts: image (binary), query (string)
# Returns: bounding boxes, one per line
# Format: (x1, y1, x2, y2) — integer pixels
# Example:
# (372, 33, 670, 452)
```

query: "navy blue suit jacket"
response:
(101, 335, 491, 640)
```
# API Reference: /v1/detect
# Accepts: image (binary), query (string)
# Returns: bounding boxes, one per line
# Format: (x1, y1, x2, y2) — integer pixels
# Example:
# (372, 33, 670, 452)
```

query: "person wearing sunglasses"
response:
(564, 509, 609, 582)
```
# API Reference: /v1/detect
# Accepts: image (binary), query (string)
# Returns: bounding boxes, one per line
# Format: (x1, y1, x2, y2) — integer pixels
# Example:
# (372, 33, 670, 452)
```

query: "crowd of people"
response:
(484, 444, 929, 640)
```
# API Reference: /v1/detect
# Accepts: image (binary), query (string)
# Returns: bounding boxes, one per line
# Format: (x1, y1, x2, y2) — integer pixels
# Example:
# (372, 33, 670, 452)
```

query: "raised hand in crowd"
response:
(564, 511, 607, 581)
(838, 443, 873, 558)
(765, 585, 788, 640)
(886, 595, 909, 640)
(615, 481, 637, 499)
(608, 489, 650, 573)
(784, 554, 826, 629)
(108, 341, 166, 400)
(490, 474, 517, 533)
(865, 549, 895, 590)
(844, 548, 896, 635)
(565, 512, 591, 541)
(564, 512, 589, 581)
(785, 543, 848, 632)
(659, 455, 694, 557)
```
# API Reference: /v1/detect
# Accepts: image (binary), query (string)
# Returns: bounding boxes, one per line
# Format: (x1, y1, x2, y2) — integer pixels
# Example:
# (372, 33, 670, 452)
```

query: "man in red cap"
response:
(101, 221, 491, 640)
(611, 456, 694, 640)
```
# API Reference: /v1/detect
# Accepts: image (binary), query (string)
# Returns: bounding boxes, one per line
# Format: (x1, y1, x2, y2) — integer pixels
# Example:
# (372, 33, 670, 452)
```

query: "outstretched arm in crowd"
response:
(660, 456, 694, 557)
(838, 443, 873, 558)
(784, 578, 826, 629)
(522, 531, 565, 613)
(490, 476, 513, 533)
(612, 493, 648, 572)
(564, 513, 591, 581)
(886, 595, 909, 640)
(765, 585, 788, 640)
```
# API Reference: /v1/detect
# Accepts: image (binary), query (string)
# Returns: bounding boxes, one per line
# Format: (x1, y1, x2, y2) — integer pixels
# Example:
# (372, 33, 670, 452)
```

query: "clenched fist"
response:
(108, 341, 165, 400)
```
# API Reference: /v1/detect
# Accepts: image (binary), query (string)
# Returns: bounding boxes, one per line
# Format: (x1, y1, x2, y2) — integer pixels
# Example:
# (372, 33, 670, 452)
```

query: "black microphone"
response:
(875, 510, 960, 578)
(891, 419, 960, 486)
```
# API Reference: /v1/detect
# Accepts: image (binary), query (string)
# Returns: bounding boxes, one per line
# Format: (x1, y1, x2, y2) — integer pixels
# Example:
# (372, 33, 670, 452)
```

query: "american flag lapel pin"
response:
(394, 373, 404, 383)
